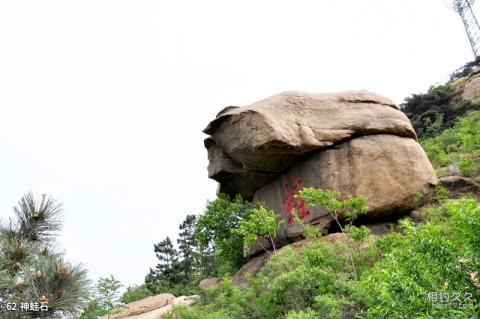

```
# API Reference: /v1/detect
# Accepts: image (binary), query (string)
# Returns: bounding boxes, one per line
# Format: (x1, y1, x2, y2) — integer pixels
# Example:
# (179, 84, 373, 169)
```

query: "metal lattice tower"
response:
(448, 0, 480, 57)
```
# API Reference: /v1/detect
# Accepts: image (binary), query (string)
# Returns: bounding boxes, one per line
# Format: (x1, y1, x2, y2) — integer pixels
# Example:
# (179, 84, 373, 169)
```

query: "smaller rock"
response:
(321, 233, 348, 245)
(198, 278, 222, 289)
(409, 209, 424, 222)
(439, 176, 480, 193)
(232, 254, 270, 285)
(102, 293, 175, 319)
(125, 305, 173, 319)
(172, 295, 200, 307)
(120, 295, 199, 319)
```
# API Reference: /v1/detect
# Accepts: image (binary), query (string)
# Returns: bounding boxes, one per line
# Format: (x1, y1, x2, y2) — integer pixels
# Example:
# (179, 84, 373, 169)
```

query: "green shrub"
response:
(171, 240, 367, 319)
(285, 309, 318, 319)
(459, 157, 477, 176)
(432, 185, 450, 203)
(167, 306, 236, 319)
(121, 285, 151, 304)
(447, 198, 480, 258)
(195, 279, 257, 319)
(251, 241, 364, 318)
(358, 218, 478, 318)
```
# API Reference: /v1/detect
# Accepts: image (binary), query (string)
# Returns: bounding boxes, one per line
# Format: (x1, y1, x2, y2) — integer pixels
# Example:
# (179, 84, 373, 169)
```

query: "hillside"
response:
(79, 67, 480, 319)
(164, 111, 480, 319)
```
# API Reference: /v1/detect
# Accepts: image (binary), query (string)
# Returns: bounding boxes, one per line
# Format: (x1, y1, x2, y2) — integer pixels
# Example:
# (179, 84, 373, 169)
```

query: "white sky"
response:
(0, 0, 475, 288)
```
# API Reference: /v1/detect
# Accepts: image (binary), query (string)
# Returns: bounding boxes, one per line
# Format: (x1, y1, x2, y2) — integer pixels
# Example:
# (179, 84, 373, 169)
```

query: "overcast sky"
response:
(0, 0, 475, 288)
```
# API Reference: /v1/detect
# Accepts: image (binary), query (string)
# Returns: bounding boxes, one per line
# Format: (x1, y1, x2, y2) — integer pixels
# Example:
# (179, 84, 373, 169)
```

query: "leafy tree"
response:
(234, 206, 283, 254)
(80, 275, 125, 319)
(97, 275, 124, 318)
(0, 193, 90, 318)
(194, 194, 255, 272)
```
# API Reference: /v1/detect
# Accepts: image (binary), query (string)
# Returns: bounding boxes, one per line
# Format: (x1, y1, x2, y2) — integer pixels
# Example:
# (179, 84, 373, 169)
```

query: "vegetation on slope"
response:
(163, 110, 480, 318)
(167, 195, 479, 319)
(401, 59, 480, 139)
(82, 62, 480, 318)
(420, 111, 480, 178)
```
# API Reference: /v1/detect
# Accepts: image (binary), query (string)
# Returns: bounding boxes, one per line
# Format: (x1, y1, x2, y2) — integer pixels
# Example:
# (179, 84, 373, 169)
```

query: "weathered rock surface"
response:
(252, 134, 437, 246)
(198, 277, 222, 289)
(104, 294, 175, 319)
(204, 90, 418, 199)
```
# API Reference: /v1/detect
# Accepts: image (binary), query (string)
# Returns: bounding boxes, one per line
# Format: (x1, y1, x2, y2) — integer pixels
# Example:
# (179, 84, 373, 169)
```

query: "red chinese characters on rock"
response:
(283, 175, 310, 224)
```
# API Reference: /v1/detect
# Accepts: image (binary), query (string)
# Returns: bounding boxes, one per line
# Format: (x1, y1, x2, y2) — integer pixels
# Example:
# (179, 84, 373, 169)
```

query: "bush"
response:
(358, 217, 479, 318)
(447, 198, 480, 259)
(285, 309, 318, 319)
(121, 285, 151, 304)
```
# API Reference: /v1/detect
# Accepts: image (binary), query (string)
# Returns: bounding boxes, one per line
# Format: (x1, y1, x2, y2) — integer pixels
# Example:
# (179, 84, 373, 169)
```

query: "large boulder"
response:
(198, 277, 222, 289)
(252, 134, 438, 244)
(204, 90, 417, 199)
(204, 90, 438, 254)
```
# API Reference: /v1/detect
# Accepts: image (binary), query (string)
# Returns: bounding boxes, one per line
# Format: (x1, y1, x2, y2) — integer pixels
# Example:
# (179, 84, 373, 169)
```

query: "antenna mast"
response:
(448, 0, 480, 57)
